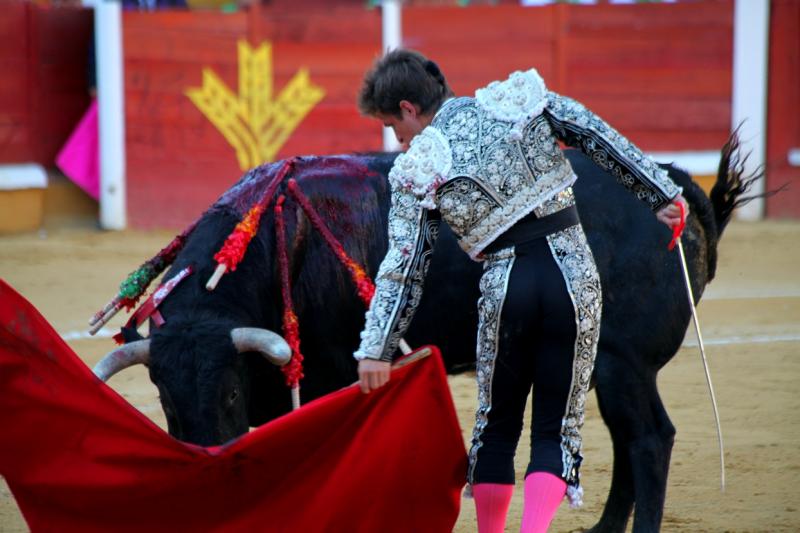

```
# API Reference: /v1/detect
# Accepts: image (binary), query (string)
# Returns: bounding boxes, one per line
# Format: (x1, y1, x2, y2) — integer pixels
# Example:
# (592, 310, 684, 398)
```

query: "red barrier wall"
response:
(126, 2, 740, 228)
(124, 12, 250, 227)
(404, 1, 733, 152)
(124, 6, 382, 228)
(0, 3, 93, 165)
(766, 0, 800, 218)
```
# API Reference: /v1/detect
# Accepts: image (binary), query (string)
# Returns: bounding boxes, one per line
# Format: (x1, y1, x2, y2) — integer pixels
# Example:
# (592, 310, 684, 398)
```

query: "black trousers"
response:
(467, 222, 601, 502)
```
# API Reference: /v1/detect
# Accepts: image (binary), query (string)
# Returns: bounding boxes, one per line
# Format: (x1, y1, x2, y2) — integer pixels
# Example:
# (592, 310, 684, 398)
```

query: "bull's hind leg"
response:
(587, 437, 635, 533)
(628, 382, 675, 533)
(585, 354, 635, 533)
(588, 356, 675, 533)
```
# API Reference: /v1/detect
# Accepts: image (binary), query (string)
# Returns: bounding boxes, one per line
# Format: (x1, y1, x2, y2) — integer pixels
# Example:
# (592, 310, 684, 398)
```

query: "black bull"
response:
(110, 139, 753, 532)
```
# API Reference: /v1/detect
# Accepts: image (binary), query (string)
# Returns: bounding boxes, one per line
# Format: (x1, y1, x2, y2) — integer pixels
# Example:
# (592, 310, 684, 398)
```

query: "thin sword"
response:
(675, 233, 726, 492)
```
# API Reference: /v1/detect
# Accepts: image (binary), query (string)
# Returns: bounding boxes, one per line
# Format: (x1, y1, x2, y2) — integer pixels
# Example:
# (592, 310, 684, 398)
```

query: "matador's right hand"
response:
(357, 358, 391, 394)
(656, 194, 689, 230)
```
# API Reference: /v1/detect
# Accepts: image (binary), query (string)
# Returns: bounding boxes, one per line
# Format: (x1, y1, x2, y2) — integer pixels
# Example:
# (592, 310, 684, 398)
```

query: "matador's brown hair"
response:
(358, 49, 453, 118)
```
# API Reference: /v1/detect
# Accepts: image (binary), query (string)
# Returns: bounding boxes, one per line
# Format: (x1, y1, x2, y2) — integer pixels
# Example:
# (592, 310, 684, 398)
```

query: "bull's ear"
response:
(119, 326, 145, 343)
(230, 328, 291, 367)
(93, 340, 151, 382)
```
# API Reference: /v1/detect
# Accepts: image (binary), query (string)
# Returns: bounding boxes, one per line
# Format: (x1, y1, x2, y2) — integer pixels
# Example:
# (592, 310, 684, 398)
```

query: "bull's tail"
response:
(709, 129, 770, 237)
(678, 129, 769, 284)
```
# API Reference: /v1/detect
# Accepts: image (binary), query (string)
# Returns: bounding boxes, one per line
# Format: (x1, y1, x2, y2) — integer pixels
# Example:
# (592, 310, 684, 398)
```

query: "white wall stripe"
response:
(731, 0, 770, 221)
(682, 333, 800, 348)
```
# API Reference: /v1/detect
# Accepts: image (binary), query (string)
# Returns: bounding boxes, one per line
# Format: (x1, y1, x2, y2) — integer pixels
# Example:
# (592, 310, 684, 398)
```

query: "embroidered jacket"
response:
(354, 69, 681, 361)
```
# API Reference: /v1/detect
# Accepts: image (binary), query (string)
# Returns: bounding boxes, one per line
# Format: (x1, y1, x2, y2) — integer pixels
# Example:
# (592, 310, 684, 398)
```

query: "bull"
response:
(94, 135, 757, 532)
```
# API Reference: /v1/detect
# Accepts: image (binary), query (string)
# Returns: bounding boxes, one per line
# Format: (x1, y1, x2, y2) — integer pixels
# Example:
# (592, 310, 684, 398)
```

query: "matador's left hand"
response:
(656, 194, 688, 229)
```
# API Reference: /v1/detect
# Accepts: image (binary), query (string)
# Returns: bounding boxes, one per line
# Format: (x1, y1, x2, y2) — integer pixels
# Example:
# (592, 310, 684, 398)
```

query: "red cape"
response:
(0, 279, 467, 532)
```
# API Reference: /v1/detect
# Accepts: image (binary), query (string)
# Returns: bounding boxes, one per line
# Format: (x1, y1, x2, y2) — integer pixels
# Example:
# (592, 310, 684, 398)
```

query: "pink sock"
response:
(520, 472, 567, 533)
(473, 483, 514, 533)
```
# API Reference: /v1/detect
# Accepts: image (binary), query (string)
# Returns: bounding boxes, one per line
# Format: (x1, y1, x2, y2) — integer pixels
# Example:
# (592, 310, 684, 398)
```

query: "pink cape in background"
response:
(0, 279, 467, 532)
(56, 99, 99, 200)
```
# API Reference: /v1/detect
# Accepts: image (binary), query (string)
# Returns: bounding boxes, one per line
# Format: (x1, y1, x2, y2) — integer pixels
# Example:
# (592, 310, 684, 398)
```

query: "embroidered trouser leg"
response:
(467, 224, 601, 503)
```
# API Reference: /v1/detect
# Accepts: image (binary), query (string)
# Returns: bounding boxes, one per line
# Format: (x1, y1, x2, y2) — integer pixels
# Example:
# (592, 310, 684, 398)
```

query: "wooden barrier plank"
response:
(126, 110, 376, 159)
(404, 4, 556, 90)
(0, 3, 32, 163)
(124, 10, 248, 34)
(253, 6, 381, 44)
(404, 5, 557, 42)
(565, 37, 732, 70)
(766, 0, 800, 217)
(407, 46, 554, 79)
(124, 12, 246, 66)
(563, 95, 729, 133)
(34, 7, 93, 64)
(269, 42, 388, 75)
(125, 3, 741, 227)
(125, 64, 368, 102)
(125, 88, 369, 132)
(124, 32, 242, 64)
(29, 7, 93, 164)
(0, 3, 28, 59)
(0, 3, 92, 165)
(563, 66, 731, 99)
(0, 120, 31, 164)
(564, 1, 733, 35)
(0, 63, 29, 106)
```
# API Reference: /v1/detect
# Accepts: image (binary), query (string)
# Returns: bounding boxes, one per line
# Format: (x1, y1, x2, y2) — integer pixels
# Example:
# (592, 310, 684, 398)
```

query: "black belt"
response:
(483, 205, 579, 254)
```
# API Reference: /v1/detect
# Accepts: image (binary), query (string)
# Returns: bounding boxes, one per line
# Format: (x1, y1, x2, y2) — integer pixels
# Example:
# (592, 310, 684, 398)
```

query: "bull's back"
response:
(568, 149, 705, 370)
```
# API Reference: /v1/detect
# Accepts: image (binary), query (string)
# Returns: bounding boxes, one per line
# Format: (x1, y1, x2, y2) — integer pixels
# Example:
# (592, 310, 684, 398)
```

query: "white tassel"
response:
(566, 484, 584, 509)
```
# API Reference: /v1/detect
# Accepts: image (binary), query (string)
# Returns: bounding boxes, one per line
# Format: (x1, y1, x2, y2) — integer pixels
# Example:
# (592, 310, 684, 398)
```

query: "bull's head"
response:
(93, 325, 290, 446)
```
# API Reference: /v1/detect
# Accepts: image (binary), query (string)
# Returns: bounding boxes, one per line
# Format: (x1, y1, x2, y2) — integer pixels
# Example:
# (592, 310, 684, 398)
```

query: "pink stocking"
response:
(520, 472, 566, 533)
(473, 483, 514, 533)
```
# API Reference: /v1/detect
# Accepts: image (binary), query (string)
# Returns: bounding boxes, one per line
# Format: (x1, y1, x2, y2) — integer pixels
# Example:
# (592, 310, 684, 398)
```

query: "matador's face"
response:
(376, 100, 434, 151)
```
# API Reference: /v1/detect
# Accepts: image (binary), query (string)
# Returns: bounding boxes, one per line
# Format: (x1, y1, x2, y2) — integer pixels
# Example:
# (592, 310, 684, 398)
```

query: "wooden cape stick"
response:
(293, 341, 424, 412)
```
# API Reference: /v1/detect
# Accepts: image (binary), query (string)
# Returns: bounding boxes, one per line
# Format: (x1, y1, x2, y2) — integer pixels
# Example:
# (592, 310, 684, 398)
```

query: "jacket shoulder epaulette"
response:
(475, 69, 548, 137)
(388, 126, 452, 209)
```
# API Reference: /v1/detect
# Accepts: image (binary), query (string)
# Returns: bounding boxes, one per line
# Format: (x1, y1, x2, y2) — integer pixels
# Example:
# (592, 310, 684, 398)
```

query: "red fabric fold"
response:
(0, 279, 466, 532)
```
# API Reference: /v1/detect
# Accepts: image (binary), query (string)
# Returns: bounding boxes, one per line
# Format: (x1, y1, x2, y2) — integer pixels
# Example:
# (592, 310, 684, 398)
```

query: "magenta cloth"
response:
(0, 279, 468, 532)
(56, 99, 99, 200)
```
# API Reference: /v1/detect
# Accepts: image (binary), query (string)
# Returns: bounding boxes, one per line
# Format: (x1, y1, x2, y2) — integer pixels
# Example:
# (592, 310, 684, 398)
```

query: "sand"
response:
(1, 220, 798, 532)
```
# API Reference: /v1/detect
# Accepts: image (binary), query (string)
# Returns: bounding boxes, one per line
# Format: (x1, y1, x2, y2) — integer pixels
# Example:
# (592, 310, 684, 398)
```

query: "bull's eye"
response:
(228, 388, 239, 405)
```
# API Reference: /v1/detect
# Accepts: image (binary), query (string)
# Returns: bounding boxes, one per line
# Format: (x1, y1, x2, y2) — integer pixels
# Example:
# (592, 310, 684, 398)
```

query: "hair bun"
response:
(424, 60, 444, 84)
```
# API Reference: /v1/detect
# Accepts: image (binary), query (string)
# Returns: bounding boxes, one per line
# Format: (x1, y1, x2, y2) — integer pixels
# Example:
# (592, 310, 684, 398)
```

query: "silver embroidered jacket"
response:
(354, 69, 681, 361)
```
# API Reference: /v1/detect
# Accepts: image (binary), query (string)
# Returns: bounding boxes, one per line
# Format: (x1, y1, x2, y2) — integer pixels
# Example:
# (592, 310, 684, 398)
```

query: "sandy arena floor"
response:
(1, 220, 799, 532)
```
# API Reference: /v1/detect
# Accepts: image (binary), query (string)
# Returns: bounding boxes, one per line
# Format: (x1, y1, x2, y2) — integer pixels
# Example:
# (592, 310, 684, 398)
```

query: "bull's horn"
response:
(93, 340, 151, 382)
(231, 328, 291, 366)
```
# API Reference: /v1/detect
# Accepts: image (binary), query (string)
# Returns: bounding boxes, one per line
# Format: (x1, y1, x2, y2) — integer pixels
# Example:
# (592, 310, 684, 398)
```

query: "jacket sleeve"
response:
(354, 187, 440, 362)
(544, 90, 682, 211)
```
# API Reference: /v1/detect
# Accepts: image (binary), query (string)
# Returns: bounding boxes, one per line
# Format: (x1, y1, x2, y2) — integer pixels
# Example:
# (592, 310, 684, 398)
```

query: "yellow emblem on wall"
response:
(186, 41, 325, 170)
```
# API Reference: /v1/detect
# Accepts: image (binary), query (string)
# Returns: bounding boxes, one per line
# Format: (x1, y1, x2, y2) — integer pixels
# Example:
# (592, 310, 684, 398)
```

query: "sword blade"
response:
(677, 238, 726, 491)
